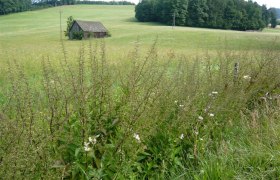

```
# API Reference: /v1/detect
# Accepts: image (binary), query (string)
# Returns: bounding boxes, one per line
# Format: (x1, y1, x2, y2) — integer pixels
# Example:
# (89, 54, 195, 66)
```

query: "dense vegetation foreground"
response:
(0, 40, 280, 179)
(0, 4, 280, 179)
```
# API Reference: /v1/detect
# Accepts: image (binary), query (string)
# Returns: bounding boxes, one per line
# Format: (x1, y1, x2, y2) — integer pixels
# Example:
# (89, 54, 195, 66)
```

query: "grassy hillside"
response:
(0, 5, 280, 58)
(0, 5, 280, 179)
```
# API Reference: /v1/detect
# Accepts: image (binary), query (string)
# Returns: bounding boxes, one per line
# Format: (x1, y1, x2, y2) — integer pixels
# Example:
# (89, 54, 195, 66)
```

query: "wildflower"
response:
(84, 142, 91, 152)
(212, 91, 218, 95)
(88, 137, 93, 143)
(209, 113, 214, 117)
(180, 134, 184, 140)
(200, 138, 203, 141)
(198, 116, 204, 121)
(179, 104, 184, 108)
(243, 75, 251, 80)
(84, 146, 91, 152)
(174, 100, 178, 104)
(133, 133, 141, 143)
(194, 131, 199, 135)
(84, 142, 90, 147)
(89, 137, 97, 144)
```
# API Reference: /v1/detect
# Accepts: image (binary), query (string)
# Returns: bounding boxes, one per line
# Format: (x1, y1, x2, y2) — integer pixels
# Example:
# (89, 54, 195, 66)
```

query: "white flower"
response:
(243, 75, 251, 80)
(84, 142, 90, 147)
(198, 116, 204, 121)
(180, 134, 184, 140)
(212, 91, 218, 95)
(209, 113, 214, 117)
(84, 146, 91, 152)
(84, 142, 91, 152)
(194, 131, 199, 135)
(174, 100, 178, 104)
(88, 137, 93, 143)
(133, 133, 141, 143)
(179, 104, 184, 108)
(88, 137, 97, 144)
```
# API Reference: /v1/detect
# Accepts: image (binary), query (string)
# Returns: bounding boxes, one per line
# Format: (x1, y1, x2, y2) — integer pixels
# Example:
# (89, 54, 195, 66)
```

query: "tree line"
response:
(77, 1, 134, 5)
(0, 0, 76, 15)
(0, 0, 32, 15)
(0, 0, 134, 15)
(135, 0, 277, 31)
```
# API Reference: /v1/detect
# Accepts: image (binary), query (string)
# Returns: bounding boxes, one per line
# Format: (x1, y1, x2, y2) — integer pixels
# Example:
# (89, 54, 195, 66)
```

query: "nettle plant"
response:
(1, 39, 279, 179)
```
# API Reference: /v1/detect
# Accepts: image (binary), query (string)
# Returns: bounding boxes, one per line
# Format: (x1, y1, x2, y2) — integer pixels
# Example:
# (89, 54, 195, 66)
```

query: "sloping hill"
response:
(0, 4, 280, 59)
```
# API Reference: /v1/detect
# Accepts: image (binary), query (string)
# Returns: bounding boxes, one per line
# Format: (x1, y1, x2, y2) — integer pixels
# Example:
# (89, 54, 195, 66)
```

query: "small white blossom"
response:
(243, 75, 251, 80)
(194, 131, 199, 135)
(84, 142, 90, 147)
(133, 133, 141, 143)
(209, 113, 215, 117)
(198, 116, 204, 121)
(179, 104, 184, 108)
(89, 137, 93, 143)
(212, 91, 218, 95)
(84, 142, 91, 152)
(88, 137, 97, 144)
(84, 146, 91, 152)
(174, 100, 178, 104)
(200, 138, 203, 141)
(180, 134, 184, 140)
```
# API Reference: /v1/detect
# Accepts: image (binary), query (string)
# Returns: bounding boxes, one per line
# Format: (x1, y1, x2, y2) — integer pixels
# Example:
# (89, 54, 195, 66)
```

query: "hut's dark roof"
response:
(75, 20, 107, 33)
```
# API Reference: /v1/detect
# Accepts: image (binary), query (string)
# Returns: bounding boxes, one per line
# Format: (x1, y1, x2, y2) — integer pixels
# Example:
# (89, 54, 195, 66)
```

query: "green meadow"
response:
(0, 5, 280, 179)
(1, 5, 280, 58)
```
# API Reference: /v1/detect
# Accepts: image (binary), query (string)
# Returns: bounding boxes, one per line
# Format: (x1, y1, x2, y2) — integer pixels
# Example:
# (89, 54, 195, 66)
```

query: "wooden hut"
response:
(69, 20, 108, 39)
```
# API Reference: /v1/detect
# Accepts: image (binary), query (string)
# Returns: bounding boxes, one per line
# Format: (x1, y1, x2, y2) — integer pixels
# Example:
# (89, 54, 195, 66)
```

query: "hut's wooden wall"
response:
(83, 32, 107, 39)
(93, 32, 107, 38)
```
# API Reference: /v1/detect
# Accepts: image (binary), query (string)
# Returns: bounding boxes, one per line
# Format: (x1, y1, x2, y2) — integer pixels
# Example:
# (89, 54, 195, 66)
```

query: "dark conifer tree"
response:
(135, 0, 270, 31)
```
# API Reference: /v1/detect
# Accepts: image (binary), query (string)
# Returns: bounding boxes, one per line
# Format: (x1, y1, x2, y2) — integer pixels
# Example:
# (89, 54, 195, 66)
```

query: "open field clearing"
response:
(0, 5, 280, 179)
(1, 5, 280, 58)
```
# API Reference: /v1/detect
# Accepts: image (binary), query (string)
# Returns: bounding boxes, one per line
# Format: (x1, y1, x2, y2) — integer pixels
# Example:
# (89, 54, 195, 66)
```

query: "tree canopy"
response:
(0, 0, 134, 15)
(135, 0, 275, 30)
(0, 0, 32, 15)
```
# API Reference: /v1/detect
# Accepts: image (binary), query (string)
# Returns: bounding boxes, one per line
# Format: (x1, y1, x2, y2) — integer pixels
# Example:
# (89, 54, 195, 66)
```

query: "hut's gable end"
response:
(69, 22, 82, 39)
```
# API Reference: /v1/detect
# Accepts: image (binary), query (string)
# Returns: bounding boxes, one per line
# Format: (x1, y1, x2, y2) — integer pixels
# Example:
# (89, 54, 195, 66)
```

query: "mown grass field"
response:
(0, 5, 280, 83)
(1, 5, 280, 58)
(0, 5, 280, 179)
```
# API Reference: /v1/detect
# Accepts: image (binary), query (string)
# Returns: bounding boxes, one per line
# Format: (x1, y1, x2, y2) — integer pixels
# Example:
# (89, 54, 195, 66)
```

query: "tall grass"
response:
(0, 40, 279, 179)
